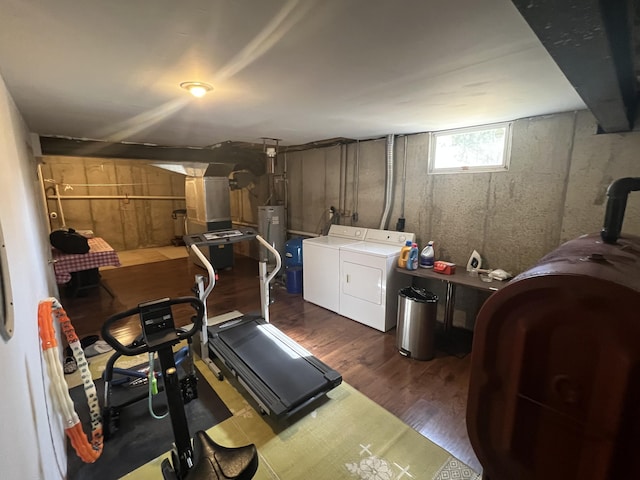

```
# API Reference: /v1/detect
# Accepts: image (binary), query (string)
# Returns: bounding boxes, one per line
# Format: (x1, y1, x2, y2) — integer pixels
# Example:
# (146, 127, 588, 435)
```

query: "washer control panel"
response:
(364, 229, 415, 246)
(327, 225, 367, 240)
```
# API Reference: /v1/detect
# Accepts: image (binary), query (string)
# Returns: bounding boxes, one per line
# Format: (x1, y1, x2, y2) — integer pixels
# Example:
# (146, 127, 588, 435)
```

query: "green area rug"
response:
(125, 360, 481, 480)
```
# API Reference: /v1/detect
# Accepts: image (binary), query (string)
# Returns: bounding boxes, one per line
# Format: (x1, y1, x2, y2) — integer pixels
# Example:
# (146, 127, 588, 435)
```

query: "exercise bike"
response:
(101, 296, 258, 480)
(101, 329, 197, 441)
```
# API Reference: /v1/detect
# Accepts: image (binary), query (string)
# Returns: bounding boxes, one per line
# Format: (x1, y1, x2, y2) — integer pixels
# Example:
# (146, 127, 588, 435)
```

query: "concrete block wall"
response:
(36, 109, 640, 329)
(285, 111, 640, 272)
(41, 156, 186, 251)
(282, 110, 640, 328)
(562, 111, 640, 241)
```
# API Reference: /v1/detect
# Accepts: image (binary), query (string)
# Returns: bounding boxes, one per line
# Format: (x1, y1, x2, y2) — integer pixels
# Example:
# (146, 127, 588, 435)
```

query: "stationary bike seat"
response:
(185, 430, 258, 480)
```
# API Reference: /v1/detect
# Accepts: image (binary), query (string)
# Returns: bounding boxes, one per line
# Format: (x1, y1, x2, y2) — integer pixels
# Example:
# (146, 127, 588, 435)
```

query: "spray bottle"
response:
(420, 241, 435, 268)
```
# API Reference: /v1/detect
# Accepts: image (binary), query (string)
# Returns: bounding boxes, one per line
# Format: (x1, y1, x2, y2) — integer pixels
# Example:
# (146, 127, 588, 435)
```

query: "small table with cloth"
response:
(52, 237, 121, 297)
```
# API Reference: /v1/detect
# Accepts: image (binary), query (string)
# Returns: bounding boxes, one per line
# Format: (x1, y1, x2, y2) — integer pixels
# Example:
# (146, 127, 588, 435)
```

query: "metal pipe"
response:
(400, 135, 408, 218)
(287, 229, 317, 237)
(38, 166, 54, 233)
(601, 176, 640, 243)
(53, 182, 153, 187)
(353, 141, 360, 222)
(54, 184, 66, 227)
(342, 144, 348, 219)
(379, 134, 395, 229)
(46, 194, 185, 200)
(338, 145, 344, 222)
(283, 152, 289, 229)
(232, 220, 259, 228)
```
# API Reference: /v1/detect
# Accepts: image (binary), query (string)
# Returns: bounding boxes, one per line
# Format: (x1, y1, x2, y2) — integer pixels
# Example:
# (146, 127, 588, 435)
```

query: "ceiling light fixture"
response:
(179, 81, 213, 98)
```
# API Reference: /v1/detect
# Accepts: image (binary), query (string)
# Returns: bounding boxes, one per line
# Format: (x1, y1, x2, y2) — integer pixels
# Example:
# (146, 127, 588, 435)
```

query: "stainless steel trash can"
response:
(396, 286, 438, 360)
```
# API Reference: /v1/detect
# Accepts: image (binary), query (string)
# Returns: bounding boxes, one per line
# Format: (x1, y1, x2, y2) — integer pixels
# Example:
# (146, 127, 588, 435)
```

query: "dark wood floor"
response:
(61, 254, 482, 472)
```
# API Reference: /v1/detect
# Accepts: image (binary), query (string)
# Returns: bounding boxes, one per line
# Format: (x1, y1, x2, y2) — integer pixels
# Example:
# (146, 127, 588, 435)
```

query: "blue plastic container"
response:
(285, 267, 303, 294)
(285, 238, 303, 268)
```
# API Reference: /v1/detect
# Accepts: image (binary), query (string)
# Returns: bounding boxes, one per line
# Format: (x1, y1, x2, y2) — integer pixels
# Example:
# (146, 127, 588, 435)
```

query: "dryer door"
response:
(342, 260, 382, 305)
(340, 250, 388, 331)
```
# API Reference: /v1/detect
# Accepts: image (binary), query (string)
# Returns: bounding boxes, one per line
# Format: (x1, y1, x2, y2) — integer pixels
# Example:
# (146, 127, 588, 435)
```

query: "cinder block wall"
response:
(285, 110, 640, 272)
(283, 110, 640, 328)
(38, 110, 640, 328)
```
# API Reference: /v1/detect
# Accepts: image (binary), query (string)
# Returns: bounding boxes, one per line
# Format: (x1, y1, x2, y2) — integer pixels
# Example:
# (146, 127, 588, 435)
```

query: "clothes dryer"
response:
(302, 225, 367, 313)
(339, 229, 415, 332)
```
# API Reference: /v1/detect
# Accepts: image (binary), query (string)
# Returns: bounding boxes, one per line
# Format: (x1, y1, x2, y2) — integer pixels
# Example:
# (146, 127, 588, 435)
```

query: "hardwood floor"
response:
(61, 254, 482, 473)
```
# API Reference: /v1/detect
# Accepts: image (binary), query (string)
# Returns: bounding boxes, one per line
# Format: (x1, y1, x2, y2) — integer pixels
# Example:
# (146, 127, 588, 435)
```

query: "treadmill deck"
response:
(207, 314, 342, 419)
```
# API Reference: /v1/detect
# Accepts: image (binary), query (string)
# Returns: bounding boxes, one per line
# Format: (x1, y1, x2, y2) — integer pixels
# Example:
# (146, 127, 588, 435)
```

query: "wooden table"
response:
(52, 237, 121, 296)
(396, 266, 509, 332)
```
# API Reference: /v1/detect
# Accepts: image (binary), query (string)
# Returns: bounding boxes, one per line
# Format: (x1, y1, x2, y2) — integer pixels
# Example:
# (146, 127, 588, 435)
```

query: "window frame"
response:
(428, 121, 513, 174)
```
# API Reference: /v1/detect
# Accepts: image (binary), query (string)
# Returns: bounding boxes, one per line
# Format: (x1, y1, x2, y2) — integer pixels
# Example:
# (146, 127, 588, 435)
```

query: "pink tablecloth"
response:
(52, 237, 121, 284)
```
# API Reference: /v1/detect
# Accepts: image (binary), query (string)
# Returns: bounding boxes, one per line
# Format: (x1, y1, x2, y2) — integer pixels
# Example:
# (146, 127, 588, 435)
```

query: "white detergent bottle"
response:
(419, 241, 434, 268)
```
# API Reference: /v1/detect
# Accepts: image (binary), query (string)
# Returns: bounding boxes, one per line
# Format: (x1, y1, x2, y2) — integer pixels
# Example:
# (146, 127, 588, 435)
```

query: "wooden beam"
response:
(512, 0, 637, 132)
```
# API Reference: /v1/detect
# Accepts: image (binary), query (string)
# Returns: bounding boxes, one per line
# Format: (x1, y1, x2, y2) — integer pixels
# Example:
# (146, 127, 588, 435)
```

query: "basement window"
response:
(428, 122, 512, 174)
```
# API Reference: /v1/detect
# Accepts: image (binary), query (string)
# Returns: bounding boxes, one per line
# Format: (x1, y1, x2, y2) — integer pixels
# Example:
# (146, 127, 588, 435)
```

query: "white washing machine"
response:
(339, 229, 415, 332)
(303, 225, 367, 313)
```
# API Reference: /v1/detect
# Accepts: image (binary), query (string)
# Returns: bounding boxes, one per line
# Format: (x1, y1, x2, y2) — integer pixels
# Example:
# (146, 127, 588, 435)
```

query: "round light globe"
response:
(179, 82, 213, 98)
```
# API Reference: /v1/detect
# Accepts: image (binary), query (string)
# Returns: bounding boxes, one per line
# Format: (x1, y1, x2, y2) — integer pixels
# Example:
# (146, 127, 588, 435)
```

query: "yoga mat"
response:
(66, 362, 232, 480)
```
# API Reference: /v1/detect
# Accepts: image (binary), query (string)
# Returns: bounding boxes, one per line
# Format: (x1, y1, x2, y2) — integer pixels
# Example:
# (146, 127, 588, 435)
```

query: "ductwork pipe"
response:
(601, 177, 640, 244)
(379, 134, 395, 229)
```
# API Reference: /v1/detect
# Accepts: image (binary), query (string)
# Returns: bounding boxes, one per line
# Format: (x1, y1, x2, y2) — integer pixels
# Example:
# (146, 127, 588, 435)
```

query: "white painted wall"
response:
(0, 75, 66, 478)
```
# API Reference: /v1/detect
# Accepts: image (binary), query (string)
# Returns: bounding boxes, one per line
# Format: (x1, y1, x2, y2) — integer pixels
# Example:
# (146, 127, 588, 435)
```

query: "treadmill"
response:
(184, 228, 342, 420)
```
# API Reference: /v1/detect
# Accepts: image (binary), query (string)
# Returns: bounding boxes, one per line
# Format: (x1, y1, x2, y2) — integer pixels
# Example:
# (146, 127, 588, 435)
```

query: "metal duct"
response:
(379, 134, 395, 229)
(184, 171, 234, 270)
(39, 137, 267, 177)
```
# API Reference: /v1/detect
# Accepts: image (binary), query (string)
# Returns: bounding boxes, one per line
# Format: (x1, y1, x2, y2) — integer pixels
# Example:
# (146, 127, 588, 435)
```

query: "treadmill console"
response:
(183, 228, 258, 248)
(203, 229, 244, 240)
(139, 298, 178, 348)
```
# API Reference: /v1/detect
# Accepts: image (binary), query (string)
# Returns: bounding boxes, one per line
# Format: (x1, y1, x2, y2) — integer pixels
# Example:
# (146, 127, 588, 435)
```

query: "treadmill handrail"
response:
(257, 234, 281, 323)
(190, 244, 217, 302)
(189, 232, 281, 321)
(256, 234, 281, 294)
